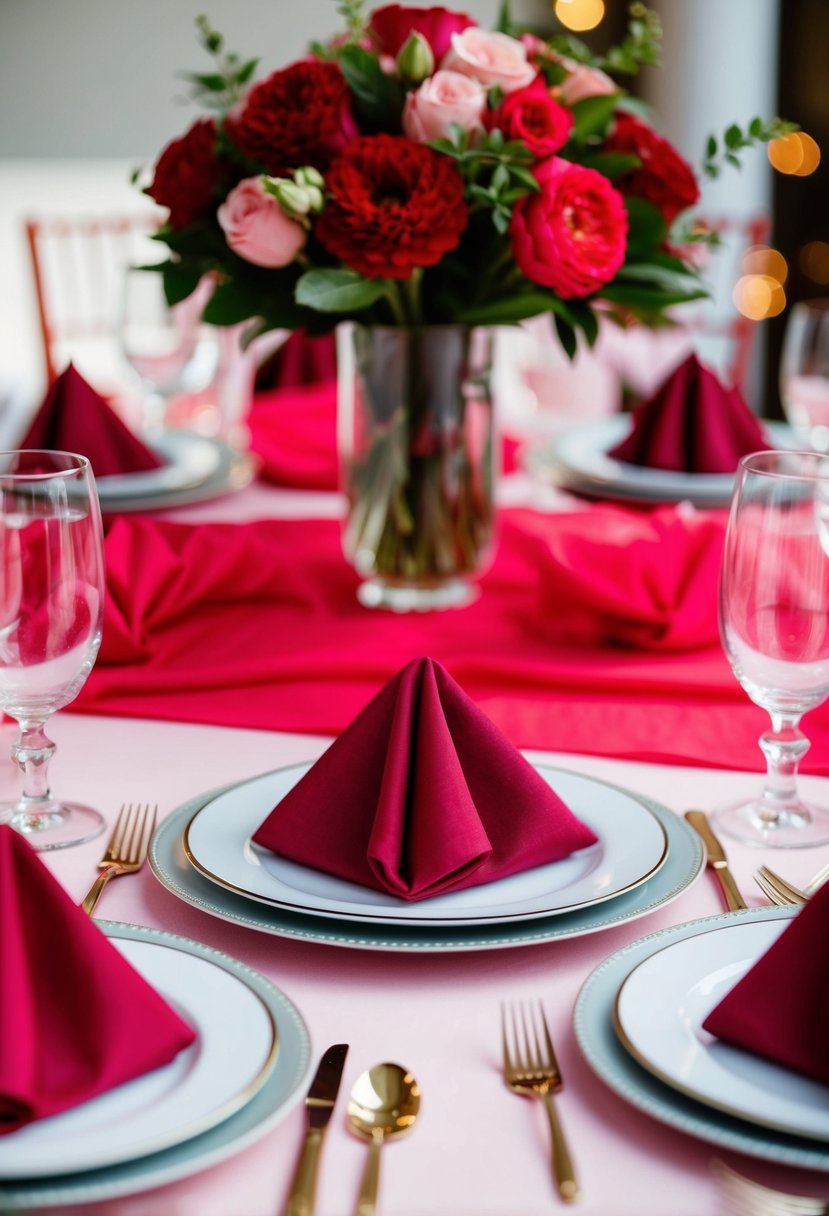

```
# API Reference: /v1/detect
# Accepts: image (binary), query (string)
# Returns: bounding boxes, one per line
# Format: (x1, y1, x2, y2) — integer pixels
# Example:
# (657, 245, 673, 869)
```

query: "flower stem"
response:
(404, 269, 424, 326)
(383, 282, 407, 326)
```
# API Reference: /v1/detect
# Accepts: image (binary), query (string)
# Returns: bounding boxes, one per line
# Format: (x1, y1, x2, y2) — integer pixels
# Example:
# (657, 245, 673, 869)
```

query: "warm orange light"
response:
(800, 241, 829, 285)
(554, 0, 605, 32)
(733, 274, 786, 319)
(794, 132, 821, 176)
(741, 245, 788, 284)
(769, 131, 821, 176)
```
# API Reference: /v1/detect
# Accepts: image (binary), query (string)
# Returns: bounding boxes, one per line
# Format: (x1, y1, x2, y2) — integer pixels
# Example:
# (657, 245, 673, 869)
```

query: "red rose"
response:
(315, 135, 467, 280)
(511, 157, 628, 297)
(490, 78, 573, 158)
(603, 112, 700, 226)
(225, 61, 357, 175)
(146, 118, 219, 229)
(368, 4, 476, 61)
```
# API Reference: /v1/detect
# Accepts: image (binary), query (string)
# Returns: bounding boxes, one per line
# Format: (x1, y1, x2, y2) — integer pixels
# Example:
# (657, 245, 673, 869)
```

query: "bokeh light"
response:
(741, 245, 788, 284)
(554, 0, 605, 32)
(801, 241, 829, 285)
(769, 131, 821, 176)
(733, 274, 786, 320)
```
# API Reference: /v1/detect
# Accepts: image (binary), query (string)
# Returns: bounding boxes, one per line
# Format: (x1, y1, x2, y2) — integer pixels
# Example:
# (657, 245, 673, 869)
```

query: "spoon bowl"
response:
(347, 1063, 420, 1215)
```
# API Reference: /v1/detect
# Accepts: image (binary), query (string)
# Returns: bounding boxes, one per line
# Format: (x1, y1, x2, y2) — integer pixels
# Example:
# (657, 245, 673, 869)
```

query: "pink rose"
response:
(441, 28, 536, 93)
(557, 56, 616, 105)
(217, 177, 307, 268)
(511, 157, 628, 298)
(489, 77, 573, 157)
(403, 70, 486, 143)
(369, 5, 476, 62)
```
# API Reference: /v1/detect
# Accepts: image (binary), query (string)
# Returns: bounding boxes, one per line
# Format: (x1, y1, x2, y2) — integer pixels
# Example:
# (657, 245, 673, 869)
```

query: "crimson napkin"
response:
(252, 656, 598, 901)
(525, 504, 725, 651)
(0, 825, 196, 1133)
(702, 883, 829, 1085)
(18, 364, 165, 477)
(608, 354, 767, 474)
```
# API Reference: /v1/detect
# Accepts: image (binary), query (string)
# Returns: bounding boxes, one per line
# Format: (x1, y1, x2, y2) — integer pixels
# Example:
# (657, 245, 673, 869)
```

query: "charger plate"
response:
(95, 431, 222, 499)
(614, 917, 829, 1142)
(574, 906, 829, 1170)
(0, 922, 312, 1210)
(150, 770, 703, 952)
(183, 763, 668, 926)
(97, 435, 252, 513)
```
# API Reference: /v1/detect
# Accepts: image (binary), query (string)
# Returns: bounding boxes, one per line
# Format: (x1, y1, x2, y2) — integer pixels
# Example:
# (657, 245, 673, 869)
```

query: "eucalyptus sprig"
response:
(548, 2, 662, 75)
(703, 116, 799, 178)
(180, 16, 258, 114)
(336, 0, 368, 42)
(429, 127, 538, 234)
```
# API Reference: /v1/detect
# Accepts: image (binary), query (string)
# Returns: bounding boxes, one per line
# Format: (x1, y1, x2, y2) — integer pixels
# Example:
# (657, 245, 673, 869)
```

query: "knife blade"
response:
(684, 810, 747, 911)
(283, 1044, 349, 1216)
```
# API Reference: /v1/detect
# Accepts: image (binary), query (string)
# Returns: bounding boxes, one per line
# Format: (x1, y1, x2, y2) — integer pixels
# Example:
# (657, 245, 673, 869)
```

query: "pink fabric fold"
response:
(703, 882, 829, 1085)
(17, 364, 164, 477)
(608, 354, 768, 473)
(252, 657, 598, 900)
(0, 825, 196, 1133)
(522, 503, 725, 651)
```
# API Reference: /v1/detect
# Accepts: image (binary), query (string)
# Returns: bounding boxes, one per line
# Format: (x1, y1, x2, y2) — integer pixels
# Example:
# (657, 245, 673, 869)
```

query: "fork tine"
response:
(754, 866, 807, 906)
(501, 1003, 515, 1077)
(103, 802, 131, 862)
(537, 1002, 561, 1077)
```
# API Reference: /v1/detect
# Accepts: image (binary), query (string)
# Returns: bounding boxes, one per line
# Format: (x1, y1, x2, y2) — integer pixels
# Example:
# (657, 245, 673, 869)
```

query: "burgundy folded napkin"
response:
(702, 882, 829, 1085)
(252, 656, 598, 901)
(608, 353, 767, 474)
(0, 825, 196, 1133)
(18, 364, 165, 477)
(526, 504, 725, 651)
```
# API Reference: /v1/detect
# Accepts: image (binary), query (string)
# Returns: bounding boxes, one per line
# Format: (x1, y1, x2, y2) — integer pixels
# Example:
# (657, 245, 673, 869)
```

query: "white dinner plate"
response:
(94, 430, 223, 500)
(0, 930, 279, 1178)
(523, 417, 794, 507)
(183, 763, 668, 926)
(614, 917, 829, 1141)
(0, 922, 312, 1210)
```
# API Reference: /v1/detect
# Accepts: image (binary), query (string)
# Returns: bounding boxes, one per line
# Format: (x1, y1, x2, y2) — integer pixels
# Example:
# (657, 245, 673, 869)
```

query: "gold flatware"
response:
(501, 1001, 578, 1204)
(80, 802, 158, 916)
(754, 858, 829, 907)
(283, 1043, 349, 1216)
(347, 1062, 421, 1216)
(714, 1159, 828, 1214)
(684, 810, 747, 911)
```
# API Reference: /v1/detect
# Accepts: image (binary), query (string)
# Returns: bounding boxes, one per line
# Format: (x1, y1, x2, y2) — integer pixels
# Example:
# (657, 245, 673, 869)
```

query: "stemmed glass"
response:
(119, 267, 219, 439)
(780, 300, 829, 452)
(715, 449, 829, 847)
(0, 451, 106, 849)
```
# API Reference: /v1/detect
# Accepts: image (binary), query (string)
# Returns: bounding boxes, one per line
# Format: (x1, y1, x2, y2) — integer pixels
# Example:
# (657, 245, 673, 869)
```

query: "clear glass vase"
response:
(337, 324, 498, 612)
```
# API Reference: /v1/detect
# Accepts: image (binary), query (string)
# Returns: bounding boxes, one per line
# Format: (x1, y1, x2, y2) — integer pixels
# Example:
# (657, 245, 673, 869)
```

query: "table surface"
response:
(5, 709, 828, 1216)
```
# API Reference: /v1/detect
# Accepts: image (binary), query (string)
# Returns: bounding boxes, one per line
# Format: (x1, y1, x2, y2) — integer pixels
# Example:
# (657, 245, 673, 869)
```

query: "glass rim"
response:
(738, 448, 829, 482)
(0, 450, 92, 481)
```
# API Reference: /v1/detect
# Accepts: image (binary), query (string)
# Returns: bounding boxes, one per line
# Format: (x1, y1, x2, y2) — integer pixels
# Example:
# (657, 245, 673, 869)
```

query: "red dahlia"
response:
(146, 118, 219, 229)
(315, 135, 468, 280)
(225, 61, 357, 175)
(603, 112, 700, 227)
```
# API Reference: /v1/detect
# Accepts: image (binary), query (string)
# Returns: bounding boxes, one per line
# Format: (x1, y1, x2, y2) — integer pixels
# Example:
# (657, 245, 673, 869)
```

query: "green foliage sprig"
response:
(180, 16, 258, 114)
(549, 2, 662, 75)
(429, 127, 538, 235)
(703, 117, 799, 178)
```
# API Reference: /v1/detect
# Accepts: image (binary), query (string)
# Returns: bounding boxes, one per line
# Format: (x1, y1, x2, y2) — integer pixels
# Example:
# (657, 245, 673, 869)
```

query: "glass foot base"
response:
(357, 577, 480, 613)
(0, 802, 106, 851)
(713, 797, 829, 848)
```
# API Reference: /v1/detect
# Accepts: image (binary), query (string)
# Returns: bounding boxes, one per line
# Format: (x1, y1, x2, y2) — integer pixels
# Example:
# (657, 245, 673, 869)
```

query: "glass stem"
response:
(11, 719, 59, 816)
(757, 713, 810, 824)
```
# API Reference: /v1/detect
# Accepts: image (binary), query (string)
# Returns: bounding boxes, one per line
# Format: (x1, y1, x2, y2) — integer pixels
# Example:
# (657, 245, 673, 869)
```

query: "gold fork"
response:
(81, 803, 158, 916)
(753, 858, 829, 907)
(501, 1001, 578, 1204)
(714, 1159, 828, 1214)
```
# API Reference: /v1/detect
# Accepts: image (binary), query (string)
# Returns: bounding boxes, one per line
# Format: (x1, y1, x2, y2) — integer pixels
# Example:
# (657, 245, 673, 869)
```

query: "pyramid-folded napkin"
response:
(252, 656, 598, 901)
(608, 354, 767, 474)
(0, 825, 196, 1134)
(17, 364, 164, 477)
(702, 884, 829, 1085)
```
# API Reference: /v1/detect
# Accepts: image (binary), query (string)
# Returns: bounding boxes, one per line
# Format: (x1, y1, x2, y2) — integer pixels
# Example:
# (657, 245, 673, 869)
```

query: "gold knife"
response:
(283, 1043, 349, 1216)
(684, 810, 747, 911)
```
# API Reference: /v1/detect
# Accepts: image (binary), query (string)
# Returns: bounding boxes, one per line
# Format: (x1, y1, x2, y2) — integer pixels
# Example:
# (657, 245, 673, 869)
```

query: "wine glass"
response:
(119, 267, 219, 438)
(714, 449, 829, 847)
(780, 299, 829, 452)
(0, 451, 106, 849)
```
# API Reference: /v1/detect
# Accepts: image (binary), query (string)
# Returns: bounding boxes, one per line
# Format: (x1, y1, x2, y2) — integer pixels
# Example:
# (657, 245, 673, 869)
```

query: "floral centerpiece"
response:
(143, 1, 789, 610)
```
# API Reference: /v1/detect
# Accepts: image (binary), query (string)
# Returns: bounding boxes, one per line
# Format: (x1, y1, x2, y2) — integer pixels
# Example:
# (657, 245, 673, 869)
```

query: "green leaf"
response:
(295, 268, 388, 313)
(553, 314, 577, 360)
(338, 44, 406, 131)
(599, 282, 708, 310)
(492, 163, 510, 193)
(573, 152, 640, 178)
(233, 58, 258, 86)
(623, 196, 667, 259)
(180, 71, 228, 92)
(570, 94, 620, 143)
(161, 261, 205, 306)
(492, 208, 510, 235)
(616, 261, 706, 297)
(508, 165, 540, 191)
(706, 134, 718, 158)
(725, 123, 744, 149)
(201, 279, 266, 326)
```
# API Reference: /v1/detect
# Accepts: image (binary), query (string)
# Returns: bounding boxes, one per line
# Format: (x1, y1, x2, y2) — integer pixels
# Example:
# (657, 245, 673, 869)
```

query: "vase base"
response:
(357, 577, 480, 613)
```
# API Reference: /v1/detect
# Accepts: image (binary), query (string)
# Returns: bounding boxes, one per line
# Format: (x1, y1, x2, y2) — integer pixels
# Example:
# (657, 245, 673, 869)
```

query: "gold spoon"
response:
(347, 1062, 421, 1216)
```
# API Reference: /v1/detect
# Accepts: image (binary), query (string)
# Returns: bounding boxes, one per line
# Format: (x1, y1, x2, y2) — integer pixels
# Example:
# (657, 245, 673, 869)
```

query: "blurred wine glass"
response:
(780, 299, 829, 452)
(715, 449, 829, 847)
(119, 267, 219, 438)
(0, 451, 106, 849)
